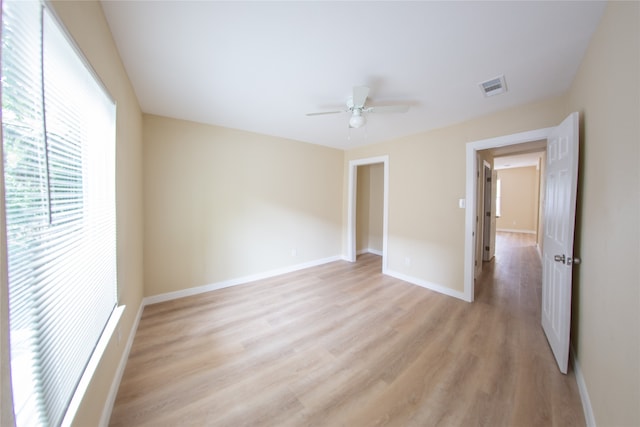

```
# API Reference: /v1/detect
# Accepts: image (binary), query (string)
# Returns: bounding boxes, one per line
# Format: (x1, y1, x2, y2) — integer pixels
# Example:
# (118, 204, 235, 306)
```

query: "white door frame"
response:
(347, 155, 389, 273)
(464, 128, 553, 302)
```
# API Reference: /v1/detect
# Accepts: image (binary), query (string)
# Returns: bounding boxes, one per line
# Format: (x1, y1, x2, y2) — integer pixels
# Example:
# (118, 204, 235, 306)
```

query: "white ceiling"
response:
(101, 1, 606, 150)
(494, 151, 544, 170)
(489, 139, 546, 170)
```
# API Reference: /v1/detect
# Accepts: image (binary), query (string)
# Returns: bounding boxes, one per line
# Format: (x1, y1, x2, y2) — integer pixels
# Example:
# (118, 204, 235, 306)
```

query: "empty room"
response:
(0, 1, 638, 426)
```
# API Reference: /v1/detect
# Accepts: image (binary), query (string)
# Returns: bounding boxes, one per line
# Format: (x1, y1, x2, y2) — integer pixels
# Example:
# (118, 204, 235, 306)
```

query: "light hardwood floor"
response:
(109, 232, 585, 426)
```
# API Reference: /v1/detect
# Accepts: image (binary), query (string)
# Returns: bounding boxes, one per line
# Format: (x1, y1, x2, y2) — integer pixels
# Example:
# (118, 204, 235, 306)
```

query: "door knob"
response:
(554, 254, 566, 264)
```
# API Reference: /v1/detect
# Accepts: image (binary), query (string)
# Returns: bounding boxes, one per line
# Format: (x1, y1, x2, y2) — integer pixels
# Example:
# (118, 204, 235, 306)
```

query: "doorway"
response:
(466, 114, 580, 375)
(464, 128, 553, 302)
(355, 163, 384, 258)
(347, 156, 389, 272)
(481, 150, 546, 262)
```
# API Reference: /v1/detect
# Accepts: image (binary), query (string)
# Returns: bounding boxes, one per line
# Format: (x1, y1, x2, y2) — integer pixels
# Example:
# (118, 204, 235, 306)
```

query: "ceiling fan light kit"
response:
(349, 110, 366, 128)
(307, 86, 409, 131)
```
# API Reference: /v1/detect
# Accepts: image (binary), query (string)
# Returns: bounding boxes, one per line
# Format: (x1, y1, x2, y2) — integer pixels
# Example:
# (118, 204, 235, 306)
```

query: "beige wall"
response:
(567, 1, 640, 425)
(496, 166, 540, 233)
(344, 96, 567, 293)
(0, 2, 635, 426)
(143, 115, 343, 296)
(356, 163, 384, 254)
(47, 2, 144, 426)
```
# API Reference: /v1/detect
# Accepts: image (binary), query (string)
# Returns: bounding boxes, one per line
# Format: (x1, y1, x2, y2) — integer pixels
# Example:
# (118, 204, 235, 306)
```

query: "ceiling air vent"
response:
(479, 74, 507, 97)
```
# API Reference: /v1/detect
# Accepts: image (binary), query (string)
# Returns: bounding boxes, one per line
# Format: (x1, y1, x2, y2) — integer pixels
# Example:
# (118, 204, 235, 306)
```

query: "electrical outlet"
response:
(291, 248, 297, 257)
(404, 257, 411, 266)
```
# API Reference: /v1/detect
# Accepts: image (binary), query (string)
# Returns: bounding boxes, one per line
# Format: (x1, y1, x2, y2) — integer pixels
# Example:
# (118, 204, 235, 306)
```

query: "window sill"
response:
(61, 305, 125, 427)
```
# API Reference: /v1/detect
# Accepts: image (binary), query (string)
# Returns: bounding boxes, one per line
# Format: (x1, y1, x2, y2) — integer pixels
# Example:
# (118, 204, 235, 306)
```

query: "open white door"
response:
(482, 164, 492, 261)
(541, 112, 580, 374)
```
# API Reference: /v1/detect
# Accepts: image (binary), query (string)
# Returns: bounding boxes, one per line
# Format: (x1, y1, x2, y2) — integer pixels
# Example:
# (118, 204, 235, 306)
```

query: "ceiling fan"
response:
(306, 86, 410, 128)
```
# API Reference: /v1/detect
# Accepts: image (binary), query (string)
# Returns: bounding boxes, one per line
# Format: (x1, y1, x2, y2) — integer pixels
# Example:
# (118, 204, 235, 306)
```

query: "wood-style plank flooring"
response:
(109, 232, 584, 426)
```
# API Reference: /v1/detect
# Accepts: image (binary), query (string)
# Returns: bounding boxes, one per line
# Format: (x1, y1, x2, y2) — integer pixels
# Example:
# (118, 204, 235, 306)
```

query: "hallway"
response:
(476, 231, 542, 319)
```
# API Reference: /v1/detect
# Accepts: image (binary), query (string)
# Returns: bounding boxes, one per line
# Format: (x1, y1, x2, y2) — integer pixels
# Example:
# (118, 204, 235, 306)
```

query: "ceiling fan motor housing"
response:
(307, 86, 408, 129)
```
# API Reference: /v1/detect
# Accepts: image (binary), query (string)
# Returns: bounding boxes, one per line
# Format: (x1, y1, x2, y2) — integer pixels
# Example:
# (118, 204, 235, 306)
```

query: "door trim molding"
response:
(347, 155, 389, 273)
(464, 127, 553, 302)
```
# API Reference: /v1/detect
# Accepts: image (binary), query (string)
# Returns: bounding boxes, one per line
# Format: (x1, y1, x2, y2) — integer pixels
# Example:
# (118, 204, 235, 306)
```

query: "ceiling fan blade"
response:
(305, 110, 344, 116)
(366, 105, 410, 114)
(352, 86, 370, 108)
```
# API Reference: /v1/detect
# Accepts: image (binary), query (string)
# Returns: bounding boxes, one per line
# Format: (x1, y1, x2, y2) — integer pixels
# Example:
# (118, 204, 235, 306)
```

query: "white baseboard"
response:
(357, 248, 383, 256)
(143, 255, 343, 306)
(385, 269, 467, 302)
(572, 347, 596, 427)
(496, 228, 536, 234)
(99, 301, 144, 427)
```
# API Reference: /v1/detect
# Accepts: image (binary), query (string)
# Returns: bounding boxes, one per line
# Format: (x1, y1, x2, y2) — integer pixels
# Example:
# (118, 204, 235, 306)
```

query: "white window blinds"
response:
(1, 1, 117, 426)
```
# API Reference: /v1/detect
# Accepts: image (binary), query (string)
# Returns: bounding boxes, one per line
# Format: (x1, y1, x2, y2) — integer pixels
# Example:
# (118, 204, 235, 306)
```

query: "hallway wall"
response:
(496, 166, 540, 234)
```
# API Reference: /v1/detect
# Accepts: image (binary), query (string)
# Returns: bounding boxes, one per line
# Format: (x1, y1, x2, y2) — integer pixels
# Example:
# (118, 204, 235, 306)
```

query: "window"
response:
(1, 1, 117, 425)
